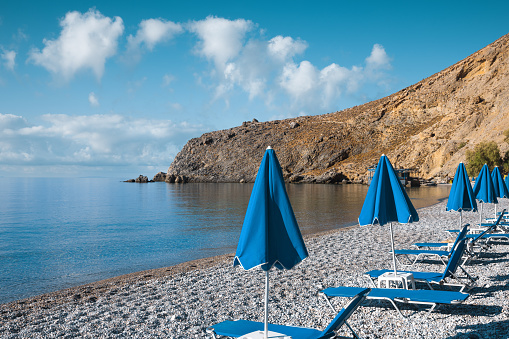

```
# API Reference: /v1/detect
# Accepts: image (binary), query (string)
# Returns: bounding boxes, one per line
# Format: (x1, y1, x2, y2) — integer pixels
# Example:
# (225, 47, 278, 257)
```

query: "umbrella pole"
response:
(264, 270, 269, 339)
(460, 210, 462, 229)
(389, 222, 397, 276)
(495, 203, 497, 219)
(480, 202, 483, 225)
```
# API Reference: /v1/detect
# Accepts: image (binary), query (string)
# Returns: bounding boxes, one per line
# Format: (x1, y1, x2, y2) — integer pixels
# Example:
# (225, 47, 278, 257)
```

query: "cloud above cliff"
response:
(28, 9, 124, 81)
(188, 16, 254, 71)
(9, 10, 398, 176)
(126, 18, 183, 63)
(0, 113, 204, 176)
(188, 16, 393, 114)
(25, 10, 394, 118)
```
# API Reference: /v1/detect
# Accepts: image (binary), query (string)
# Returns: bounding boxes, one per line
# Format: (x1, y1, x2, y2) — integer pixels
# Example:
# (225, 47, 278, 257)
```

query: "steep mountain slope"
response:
(167, 33, 509, 183)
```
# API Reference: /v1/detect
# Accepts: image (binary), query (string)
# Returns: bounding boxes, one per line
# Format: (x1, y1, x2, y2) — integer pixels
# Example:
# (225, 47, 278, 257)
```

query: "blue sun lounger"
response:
(393, 224, 469, 266)
(445, 211, 505, 239)
(479, 233, 509, 241)
(413, 224, 470, 249)
(484, 218, 509, 232)
(460, 213, 505, 260)
(207, 288, 370, 339)
(365, 239, 475, 292)
(320, 286, 469, 318)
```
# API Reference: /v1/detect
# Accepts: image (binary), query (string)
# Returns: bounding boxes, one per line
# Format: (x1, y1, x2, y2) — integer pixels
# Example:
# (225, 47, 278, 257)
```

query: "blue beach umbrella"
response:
(359, 154, 418, 275)
(491, 166, 509, 217)
(234, 146, 308, 339)
(473, 164, 498, 224)
(446, 163, 477, 228)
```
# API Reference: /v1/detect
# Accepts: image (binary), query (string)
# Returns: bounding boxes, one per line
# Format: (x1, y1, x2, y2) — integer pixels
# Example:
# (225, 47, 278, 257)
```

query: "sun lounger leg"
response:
(321, 293, 338, 313)
(384, 298, 407, 318)
(426, 303, 438, 317)
(457, 265, 477, 283)
(364, 275, 378, 288)
(344, 320, 361, 339)
(394, 254, 413, 266)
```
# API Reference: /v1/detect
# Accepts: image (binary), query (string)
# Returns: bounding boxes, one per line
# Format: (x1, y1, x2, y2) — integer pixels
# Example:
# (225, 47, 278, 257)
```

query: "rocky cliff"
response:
(167, 33, 509, 184)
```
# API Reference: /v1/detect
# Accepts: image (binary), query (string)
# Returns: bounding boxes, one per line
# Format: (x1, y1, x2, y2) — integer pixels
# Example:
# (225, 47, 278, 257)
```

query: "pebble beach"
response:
(1, 198, 509, 338)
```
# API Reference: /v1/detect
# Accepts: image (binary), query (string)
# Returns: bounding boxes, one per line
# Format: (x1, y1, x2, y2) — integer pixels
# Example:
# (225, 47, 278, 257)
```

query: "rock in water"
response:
(135, 175, 149, 183)
(153, 172, 167, 182)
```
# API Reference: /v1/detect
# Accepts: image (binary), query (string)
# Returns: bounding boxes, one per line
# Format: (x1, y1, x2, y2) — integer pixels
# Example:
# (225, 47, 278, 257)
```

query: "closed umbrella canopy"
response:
(446, 163, 477, 228)
(491, 166, 509, 199)
(359, 154, 418, 275)
(233, 146, 308, 339)
(359, 155, 418, 226)
(491, 166, 508, 217)
(234, 147, 308, 271)
(446, 163, 477, 212)
(473, 163, 497, 224)
(473, 164, 498, 204)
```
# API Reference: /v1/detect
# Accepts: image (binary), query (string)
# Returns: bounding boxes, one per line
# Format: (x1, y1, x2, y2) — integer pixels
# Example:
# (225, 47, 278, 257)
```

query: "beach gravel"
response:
(1, 200, 509, 338)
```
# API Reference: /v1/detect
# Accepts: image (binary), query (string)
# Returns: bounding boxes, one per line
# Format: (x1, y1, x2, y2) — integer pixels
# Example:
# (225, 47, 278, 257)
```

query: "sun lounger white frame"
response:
(393, 224, 469, 267)
(365, 239, 476, 293)
(320, 286, 469, 318)
(207, 288, 370, 339)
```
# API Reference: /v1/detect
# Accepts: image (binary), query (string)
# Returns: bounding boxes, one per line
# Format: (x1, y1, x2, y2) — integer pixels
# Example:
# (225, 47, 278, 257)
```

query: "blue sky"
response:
(0, 1, 508, 178)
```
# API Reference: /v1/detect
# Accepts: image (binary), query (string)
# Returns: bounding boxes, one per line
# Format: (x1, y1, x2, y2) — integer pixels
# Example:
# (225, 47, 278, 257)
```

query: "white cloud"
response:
(29, 9, 124, 81)
(188, 17, 393, 114)
(279, 61, 318, 98)
(128, 18, 183, 51)
(1, 50, 16, 70)
(277, 44, 391, 111)
(267, 35, 307, 62)
(189, 16, 254, 70)
(0, 113, 28, 130)
(218, 39, 272, 100)
(319, 63, 350, 102)
(366, 44, 391, 70)
(0, 113, 204, 170)
(88, 92, 99, 106)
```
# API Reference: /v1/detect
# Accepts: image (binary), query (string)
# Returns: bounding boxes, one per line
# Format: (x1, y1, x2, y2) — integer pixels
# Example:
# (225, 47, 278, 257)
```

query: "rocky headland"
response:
(166, 33, 509, 184)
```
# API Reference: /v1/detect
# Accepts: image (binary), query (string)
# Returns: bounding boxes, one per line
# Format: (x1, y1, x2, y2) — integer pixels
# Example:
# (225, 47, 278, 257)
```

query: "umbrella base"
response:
(378, 272, 416, 289)
(239, 330, 291, 339)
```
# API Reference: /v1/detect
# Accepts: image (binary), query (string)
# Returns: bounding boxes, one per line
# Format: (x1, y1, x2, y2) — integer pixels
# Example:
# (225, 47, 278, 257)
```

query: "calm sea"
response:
(0, 178, 450, 304)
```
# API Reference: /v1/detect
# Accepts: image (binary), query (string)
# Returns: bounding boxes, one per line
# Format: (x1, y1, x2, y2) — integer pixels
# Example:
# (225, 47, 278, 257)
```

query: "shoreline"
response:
(0, 220, 361, 311)
(1, 196, 446, 309)
(0, 182, 450, 307)
(2, 199, 509, 337)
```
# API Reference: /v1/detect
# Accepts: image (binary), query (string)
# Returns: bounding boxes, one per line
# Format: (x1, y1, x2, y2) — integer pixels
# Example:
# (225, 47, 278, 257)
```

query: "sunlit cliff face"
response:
(168, 34, 509, 184)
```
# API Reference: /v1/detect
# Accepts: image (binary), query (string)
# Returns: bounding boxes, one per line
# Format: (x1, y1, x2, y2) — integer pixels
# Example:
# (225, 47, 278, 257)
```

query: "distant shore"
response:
(2, 198, 509, 338)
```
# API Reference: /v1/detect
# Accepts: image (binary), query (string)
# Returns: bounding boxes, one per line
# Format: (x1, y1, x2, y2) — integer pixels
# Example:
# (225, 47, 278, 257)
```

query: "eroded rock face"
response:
(168, 34, 509, 183)
(135, 175, 149, 183)
(152, 172, 167, 182)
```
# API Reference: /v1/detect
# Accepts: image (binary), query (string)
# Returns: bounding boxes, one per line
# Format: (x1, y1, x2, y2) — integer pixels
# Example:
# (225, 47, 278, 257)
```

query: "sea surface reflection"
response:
(0, 179, 450, 303)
